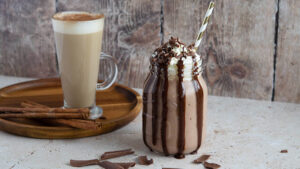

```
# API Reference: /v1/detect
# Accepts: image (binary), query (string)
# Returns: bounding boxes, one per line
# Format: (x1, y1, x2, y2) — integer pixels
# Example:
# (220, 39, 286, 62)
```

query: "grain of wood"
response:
(275, 0, 300, 103)
(163, 0, 277, 100)
(56, 0, 161, 88)
(0, 0, 58, 77)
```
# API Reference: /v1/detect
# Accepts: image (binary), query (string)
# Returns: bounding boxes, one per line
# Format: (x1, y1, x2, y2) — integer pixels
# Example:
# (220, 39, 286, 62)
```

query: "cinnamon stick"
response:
(0, 107, 90, 114)
(100, 149, 134, 160)
(21, 100, 49, 108)
(0, 112, 89, 119)
(53, 119, 102, 129)
(21, 101, 102, 129)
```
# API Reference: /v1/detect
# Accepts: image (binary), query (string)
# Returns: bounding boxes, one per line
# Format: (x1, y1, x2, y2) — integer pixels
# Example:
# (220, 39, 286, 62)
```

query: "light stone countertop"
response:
(0, 75, 299, 169)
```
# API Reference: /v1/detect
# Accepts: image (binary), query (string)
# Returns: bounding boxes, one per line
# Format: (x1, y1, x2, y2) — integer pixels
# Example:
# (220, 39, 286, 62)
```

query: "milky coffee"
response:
(52, 12, 104, 108)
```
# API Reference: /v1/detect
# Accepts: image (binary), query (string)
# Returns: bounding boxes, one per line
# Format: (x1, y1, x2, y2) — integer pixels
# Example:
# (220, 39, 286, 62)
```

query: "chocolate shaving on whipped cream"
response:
(137, 155, 153, 165)
(150, 37, 203, 81)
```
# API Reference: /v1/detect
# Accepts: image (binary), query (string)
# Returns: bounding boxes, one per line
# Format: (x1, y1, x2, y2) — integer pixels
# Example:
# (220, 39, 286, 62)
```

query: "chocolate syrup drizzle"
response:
(142, 73, 152, 150)
(175, 58, 186, 159)
(161, 64, 169, 155)
(143, 37, 204, 158)
(192, 58, 204, 153)
(151, 70, 160, 145)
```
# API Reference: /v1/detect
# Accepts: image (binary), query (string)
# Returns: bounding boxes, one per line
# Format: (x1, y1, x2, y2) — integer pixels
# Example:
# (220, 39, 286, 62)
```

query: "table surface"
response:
(0, 75, 299, 169)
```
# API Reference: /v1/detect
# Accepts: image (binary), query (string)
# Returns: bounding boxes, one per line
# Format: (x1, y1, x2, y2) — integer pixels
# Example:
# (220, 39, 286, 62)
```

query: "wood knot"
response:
(229, 63, 247, 79)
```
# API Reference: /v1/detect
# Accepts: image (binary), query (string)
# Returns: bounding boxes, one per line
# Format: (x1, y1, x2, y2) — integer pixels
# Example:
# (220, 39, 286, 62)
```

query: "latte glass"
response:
(52, 11, 118, 119)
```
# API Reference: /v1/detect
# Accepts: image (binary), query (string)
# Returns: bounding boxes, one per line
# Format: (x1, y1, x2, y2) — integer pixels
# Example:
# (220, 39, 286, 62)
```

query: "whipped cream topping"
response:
(168, 52, 202, 80)
(151, 37, 203, 81)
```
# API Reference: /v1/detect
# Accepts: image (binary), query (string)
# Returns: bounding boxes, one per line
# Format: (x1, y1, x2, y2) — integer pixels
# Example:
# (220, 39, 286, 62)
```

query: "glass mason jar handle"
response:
(96, 52, 118, 90)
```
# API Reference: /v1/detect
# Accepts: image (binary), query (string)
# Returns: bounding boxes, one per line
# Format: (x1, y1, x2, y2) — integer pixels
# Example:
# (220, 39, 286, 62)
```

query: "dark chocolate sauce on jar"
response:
(151, 69, 160, 146)
(143, 37, 205, 158)
(143, 71, 152, 150)
(161, 64, 169, 156)
(175, 58, 186, 159)
(192, 56, 204, 152)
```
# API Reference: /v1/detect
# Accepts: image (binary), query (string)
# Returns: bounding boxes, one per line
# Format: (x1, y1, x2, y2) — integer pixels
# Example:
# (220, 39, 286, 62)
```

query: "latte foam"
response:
(52, 11, 104, 35)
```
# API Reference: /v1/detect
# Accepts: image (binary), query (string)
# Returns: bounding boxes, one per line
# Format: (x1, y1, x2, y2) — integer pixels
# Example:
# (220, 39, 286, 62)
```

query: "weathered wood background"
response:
(0, 0, 299, 103)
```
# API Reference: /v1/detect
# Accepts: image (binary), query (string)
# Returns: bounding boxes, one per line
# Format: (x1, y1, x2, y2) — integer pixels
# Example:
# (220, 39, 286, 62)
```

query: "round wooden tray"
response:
(0, 78, 142, 139)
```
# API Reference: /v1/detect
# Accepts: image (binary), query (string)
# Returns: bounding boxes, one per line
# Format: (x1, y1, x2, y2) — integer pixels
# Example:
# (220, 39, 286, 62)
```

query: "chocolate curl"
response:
(115, 162, 136, 169)
(280, 149, 288, 153)
(98, 161, 124, 169)
(203, 161, 221, 169)
(70, 159, 99, 167)
(137, 156, 153, 165)
(100, 149, 134, 160)
(193, 154, 210, 164)
(69, 159, 135, 169)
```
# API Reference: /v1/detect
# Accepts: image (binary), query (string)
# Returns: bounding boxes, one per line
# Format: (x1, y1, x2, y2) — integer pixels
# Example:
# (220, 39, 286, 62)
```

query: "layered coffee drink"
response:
(143, 37, 208, 158)
(52, 12, 104, 108)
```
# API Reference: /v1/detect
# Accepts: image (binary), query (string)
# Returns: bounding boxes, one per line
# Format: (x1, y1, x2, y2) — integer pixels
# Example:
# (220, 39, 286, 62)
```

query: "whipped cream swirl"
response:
(151, 37, 203, 81)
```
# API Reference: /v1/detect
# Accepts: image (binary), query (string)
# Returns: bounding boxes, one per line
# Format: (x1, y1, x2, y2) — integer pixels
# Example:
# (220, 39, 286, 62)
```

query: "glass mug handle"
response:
(96, 52, 118, 90)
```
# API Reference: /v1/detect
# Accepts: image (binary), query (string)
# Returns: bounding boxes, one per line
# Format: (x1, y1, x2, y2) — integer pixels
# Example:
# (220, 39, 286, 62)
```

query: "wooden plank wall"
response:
(0, 0, 57, 77)
(164, 0, 276, 100)
(275, 0, 300, 103)
(0, 0, 299, 103)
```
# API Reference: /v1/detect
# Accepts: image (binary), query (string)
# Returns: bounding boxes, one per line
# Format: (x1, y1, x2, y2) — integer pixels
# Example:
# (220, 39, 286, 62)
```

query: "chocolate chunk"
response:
(203, 161, 221, 169)
(193, 154, 210, 163)
(70, 159, 99, 167)
(280, 149, 288, 153)
(137, 155, 153, 165)
(98, 161, 124, 169)
(100, 149, 134, 160)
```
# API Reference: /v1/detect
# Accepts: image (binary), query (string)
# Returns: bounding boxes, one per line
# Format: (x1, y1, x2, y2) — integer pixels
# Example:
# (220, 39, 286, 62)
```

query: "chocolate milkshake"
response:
(143, 37, 208, 158)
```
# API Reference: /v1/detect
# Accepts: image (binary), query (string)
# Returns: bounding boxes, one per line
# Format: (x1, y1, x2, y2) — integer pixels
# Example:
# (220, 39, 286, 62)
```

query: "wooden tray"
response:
(0, 78, 142, 139)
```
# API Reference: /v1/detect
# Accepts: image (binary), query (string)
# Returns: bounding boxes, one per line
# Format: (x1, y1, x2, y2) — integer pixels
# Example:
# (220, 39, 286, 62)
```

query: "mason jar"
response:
(142, 57, 208, 158)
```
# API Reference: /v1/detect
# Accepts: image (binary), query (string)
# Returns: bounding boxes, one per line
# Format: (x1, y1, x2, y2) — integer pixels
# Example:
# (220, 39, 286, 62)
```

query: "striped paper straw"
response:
(194, 1, 215, 49)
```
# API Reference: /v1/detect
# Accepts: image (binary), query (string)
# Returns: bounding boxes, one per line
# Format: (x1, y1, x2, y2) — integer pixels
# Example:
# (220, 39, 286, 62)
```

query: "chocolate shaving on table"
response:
(115, 162, 136, 169)
(100, 149, 134, 160)
(193, 154, 210, 163)
(69, 159, 135, 169)
(98, 161, 124, 169)
(137, 155, 153, 165)
(280, 149, 288, 153)
(70, 159, 99, 167)
(203, 161, 221, 169)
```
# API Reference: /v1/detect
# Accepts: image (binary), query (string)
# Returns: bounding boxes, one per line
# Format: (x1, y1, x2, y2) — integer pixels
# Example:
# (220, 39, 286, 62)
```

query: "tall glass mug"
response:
(52, 11, 118, 119)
